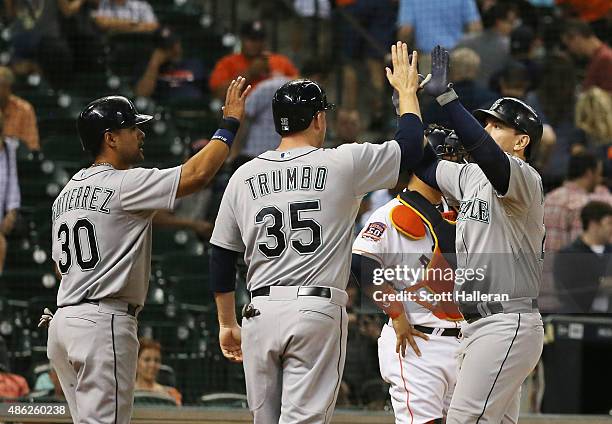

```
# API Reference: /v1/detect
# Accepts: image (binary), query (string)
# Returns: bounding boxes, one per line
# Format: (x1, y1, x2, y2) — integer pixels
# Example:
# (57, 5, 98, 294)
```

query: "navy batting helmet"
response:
(77, 96, 152, 154)
(426, 124, 470, 163)
(473, 97, 543, 159)
(272, 79, 335, 136)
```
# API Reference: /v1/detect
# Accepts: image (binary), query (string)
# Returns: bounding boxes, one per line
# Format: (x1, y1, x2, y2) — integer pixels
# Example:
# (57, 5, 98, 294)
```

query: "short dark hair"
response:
(483, 3, 517, 29)
(301, 58, 329, 80)
(567, 152, 599, 180)
(561, 19, 594, 39)
(581, 201, 612, 230)
(499, 61, 529, 89)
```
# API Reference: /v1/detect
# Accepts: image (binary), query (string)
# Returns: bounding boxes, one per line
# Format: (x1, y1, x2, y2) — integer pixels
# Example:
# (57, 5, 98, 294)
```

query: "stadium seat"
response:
(66, 71, 126, 99)
(199, 393, 248, 408)
(0, 269, 57, 300)
(158, 364, 177, 388)
(160, 252, 207, 277)
(41, 135, 89, 165)
(20, 180, 56, 208)
(168, 275, 211, 306)
(168, 100, 219, 141)
(133, 391, 178, 406)
(106, 33, 155, 78)
(38, 116, 79, 140)
(150, 0, 203, 24)
(152, 228, 200, 256)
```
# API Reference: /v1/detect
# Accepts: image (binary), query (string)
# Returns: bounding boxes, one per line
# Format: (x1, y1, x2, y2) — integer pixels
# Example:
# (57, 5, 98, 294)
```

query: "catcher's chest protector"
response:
(391, 190, 463, 321)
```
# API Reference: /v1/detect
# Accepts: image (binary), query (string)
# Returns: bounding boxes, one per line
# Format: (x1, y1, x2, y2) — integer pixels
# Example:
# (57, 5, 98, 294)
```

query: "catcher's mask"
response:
(425, 124, 471, 164)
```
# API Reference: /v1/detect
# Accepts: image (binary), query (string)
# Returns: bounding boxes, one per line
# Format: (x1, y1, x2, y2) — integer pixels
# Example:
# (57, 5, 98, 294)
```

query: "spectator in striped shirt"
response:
(544, 152, 612, 253)
(93, 0, 159, 34)
(0, 110, 21, 274)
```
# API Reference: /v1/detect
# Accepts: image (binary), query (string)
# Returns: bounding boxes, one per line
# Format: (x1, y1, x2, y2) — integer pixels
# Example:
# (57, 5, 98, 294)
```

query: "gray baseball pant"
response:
(241, 286, 348, 424)
(47, 300, 139, 424)
(446, 312, 544, 424)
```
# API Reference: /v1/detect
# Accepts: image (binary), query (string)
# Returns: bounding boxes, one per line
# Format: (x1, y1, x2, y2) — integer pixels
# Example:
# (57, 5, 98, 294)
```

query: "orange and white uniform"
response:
(352, 193, 464, 424)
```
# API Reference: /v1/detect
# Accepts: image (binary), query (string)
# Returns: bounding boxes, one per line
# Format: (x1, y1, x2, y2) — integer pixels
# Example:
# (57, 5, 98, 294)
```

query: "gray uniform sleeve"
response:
(339, 141, 401, 197)
(496, 155, 541, 212)
(119, 166, 181, 212)
(435, 160, 471, 205)
(210, 177, 246, 253)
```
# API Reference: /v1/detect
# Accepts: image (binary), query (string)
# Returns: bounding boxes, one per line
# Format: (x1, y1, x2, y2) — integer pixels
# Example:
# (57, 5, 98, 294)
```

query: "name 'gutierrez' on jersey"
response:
(51, 164, 181, 307)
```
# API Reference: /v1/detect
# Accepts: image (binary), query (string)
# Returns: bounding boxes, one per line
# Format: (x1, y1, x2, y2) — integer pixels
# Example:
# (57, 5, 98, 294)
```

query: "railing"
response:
(1, 404, 611, 424)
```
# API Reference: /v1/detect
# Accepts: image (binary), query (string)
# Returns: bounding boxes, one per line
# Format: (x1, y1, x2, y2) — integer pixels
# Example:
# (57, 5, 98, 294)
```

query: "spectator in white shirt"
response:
(93, 0, 159, 33)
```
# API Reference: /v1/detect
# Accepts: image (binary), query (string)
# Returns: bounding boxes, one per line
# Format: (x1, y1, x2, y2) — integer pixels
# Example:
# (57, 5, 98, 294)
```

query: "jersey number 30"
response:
(57, 218, 100, 274)
(255, 200, 322, 258)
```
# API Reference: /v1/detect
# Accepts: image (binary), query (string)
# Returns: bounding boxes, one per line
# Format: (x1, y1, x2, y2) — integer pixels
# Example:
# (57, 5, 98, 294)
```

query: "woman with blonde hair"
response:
(575, 87, 612, 145)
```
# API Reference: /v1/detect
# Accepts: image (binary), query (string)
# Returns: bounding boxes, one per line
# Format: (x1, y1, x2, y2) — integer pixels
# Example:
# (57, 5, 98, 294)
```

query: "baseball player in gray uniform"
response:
(412, 46, 545, 423)
(210, 43, 428, 423)
(43, 78, 251, 424)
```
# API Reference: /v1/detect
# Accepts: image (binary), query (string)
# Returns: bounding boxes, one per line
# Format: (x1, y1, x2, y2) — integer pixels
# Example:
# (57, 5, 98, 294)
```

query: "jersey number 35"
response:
(255, 200, 322, 258)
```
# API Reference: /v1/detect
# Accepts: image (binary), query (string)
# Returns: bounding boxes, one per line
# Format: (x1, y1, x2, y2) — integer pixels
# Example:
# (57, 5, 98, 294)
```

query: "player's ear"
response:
(312, 112, 323, 131)
(514, 134, 530, 153)
(103, 131, 118, 149)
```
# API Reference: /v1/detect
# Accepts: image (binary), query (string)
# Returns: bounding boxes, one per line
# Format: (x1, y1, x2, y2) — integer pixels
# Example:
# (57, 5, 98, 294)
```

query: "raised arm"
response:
(176, 77, 251, 198)
(424, 46, 510, 195)
(386, 42, 427, 172)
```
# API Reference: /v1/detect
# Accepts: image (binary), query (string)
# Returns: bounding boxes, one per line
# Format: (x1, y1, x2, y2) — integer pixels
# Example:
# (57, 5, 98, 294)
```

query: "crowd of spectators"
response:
(0, 0, 610, 412)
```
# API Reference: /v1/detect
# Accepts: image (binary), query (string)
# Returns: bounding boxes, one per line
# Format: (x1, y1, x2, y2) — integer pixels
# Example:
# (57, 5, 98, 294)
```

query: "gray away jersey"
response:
(436, 154, 545, 303)
(51, 165, 181, 307)
(211, 142, 401, 291)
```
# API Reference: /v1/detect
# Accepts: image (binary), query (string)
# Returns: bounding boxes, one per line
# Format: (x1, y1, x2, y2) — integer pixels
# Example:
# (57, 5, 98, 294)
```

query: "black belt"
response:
(461, 299, 538, 324)
(413, 325, 460, 337)
(251, 286, 332, 299)
(61, 300, 138, 317)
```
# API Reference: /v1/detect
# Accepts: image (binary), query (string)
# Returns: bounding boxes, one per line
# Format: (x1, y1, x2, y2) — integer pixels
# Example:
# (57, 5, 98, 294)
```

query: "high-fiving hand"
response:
(423, 45, 452, 98)
(385, 42, 420, 95)
(222, 76, 252, 122)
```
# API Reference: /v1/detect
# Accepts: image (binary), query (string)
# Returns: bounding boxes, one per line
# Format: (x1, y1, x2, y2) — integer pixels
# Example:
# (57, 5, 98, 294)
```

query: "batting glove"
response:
(38, 308, 54, 328)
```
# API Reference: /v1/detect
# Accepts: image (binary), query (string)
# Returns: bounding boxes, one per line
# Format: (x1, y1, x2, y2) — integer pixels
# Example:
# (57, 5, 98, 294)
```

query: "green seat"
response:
(17, 148, 48, 180)
(168, 275, 211, 306)
(168, 99, 219, 140)
(41, 135, 89, 164)
(38, 116, 79, 140)
(5, 244, 51, 271)
(20, 89, 59, 119)
(199, 393, 247, 408)
(20, 180, 58, 208)
(159, 252, 207, 277)
(133, 392, 178, 406)
(152, 228, 199, 256)
(106, 33, 155, 77)
(0, 269, 58, 300)
(65, 72, 129, 99)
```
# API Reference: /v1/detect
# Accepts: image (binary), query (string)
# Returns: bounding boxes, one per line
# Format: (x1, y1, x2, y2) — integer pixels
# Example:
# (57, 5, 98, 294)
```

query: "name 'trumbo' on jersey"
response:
(244, 165, 328, 200)
(52, 184, 115, 222)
